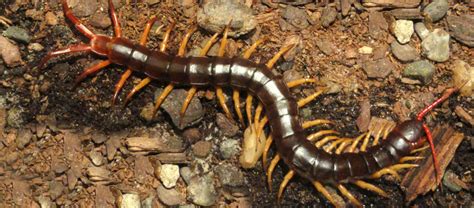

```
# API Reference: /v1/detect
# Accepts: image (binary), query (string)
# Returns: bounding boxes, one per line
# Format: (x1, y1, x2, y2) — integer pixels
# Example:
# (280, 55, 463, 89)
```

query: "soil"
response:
(0, 0, 472, 207)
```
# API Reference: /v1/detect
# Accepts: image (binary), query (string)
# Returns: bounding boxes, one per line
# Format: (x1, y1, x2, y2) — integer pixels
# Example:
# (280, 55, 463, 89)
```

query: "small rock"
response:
(2, 26, 31, 43)
(139, 103, 155, 122)
(180, 167, 193, 185)
(216, 164, 245, 187)
(7, 107, 24, 128)
(157, 89, 204, 129)
(447, 15, 474, 47)
(156, 183, 185, 206)
(282, 70, 303, 83)
(368, 11, 388, 40)
(120, 193, 141, 208)
(89, 150, 104, 166)
(219, 139, 240, 159)
(414, 22, 429, 40)
(0, 108, 5, 134)
(390, 41, 419, 62)
(216, 113, 239, 137)
(358, 46, 373, 55)
(182, 128, 202, 144)
(0, 36, 23, 67)
(160, 164, 180, 188)
(28, 43, 44, 51)
(373, 44, 389, 60)
(321, 6, 337, 27)
(90, 12, 112, 29)
(392, 20, 414, 44)
(16, 129, 32, 149)
(403, 60, 435, 84)
(356, 99, 371, 132)
(91, 132, 108, 144)
(187, 173, 217, 206)
(455, 106, 474, 126)
(362, 58, 394, 78)
(70, 0, 98, 17)
(48, 181, 64, 200)
(281, 5, 310, 30)
(421, 28, 450, 62)
(45, 12, 58, 26)
(197, 0, 256, 37)
(344, 48, 358, 59)
(87, 167, 111, 183)
(423, 0, 448, 22)
(443, 170, 470, 192)
(451, 60, 473, 97)
(316, 38, 336, 56)
(192, 141, 212, 158)
(36, 196, 53, 208)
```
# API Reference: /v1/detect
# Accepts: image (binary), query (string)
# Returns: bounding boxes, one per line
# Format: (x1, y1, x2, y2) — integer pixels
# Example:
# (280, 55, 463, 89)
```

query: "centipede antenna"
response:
(61, 0, 95, 39)
(108, 0, 122, 37)
(74, 60, 111, 87)
(423, 123, 441, 184)
(38, 44, 91, 69)
(416, 87, 458, 121)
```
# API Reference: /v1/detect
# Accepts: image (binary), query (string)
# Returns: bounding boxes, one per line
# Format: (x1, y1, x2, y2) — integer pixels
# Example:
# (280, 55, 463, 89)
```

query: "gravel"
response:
(390, 41, 419, 62)
(362, 58, 394, 78)
(321, 6, 337, 28)
(219, 139, 240, 159)
(392, 20, 414, 44)
(423, 0, 448, 22)
(159, 164, 180, 188)
(187, 173, 217, 206)
(156, 183, 185, 206)
(0, 36, 23, 67)
(403, 60, 435, 84)
(421, 28, 450, 62)
(447, 15, 474, 47)
(2, 26, 31, 43)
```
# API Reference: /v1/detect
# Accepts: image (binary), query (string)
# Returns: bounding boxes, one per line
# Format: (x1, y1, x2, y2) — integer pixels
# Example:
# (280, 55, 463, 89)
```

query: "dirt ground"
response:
(0, 0, 473, 207)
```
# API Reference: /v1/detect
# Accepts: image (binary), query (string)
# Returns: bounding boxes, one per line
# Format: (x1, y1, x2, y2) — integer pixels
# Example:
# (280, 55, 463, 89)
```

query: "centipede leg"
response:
(360, 130, 373, 152)
(286, 78, 316, 88)
(38, 44, 91, 69)
(347, 133, 369, 152)
(302, 119, 333, 129)
(399, 156, 424, 162)
(325, 138, 351, 153)
(245, 95, 253, 126)
(313, 181, 340, 208)
(262, 135, 273, 169)
(113, 16, 157, 104)
(315, 135, 340, 148)
(152, 84, 174, 116)
(123, 78, 151, 105)
(372, 122, 389, 146)
(233, 91, 245, 126)
(266, 44, 295, 68)
(297, 90, 324, 107)
(180, 86, 198, 125)
(74, 60, 111, 86)
(370, 164, 418, 180)
(277, 170, 295, 204)
(337, 184, 362, 208)
(307, 130, 339, 142)
(108, 0, 122, 37)
(267, 154, 281, 192)
(160, 22, 175, 52)
(254, 104, 263, 135)
(352, 180, 388, 197)
(256, 116, 268, 139)
(61, 0, 95, 39)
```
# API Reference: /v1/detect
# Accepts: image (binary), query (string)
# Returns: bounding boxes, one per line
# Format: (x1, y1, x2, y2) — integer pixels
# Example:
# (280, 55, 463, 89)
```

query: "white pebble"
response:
(392, 20, 414, 44)
(160, 164, 180, 188)
(358, 46, 373, 54)
(120, 193, 141, 208)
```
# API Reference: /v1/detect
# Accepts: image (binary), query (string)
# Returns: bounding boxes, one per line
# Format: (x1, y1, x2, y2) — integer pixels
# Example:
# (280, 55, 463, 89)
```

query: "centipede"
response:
(38, 0, 461, 207)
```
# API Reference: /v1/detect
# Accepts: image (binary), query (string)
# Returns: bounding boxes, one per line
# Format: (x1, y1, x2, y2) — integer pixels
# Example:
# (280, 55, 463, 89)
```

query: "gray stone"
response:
(281, 5, 310, 30)
(422, 28, 450, 62)
(16, 129, 32, 149)
(215, 164, 244, 187)
(403, 60, 435, 84)
(187, 173, 217, 206)
(321, 6, 337, 27)
(157, 89, 204, 129)
(216, 113, 239, 137)
(7, 107, 24, 127)
(49, 181, 64, 200)
(219, 139, 239, 159)
(392, 20, 414, 44)
(390, 41, 419, 62)
(423, 0, 448, 22)
(180, 167, 193, 185)
(197, 0, 256, 37)
(156, 183, 185, 206)
(362, 58, 394, 78)
(89, 12, 112, 29)
(415, 22, 430, 40)
(2, 26, 31, 43)
(447, 15, 474, 47)
(70, 0, 98, 17)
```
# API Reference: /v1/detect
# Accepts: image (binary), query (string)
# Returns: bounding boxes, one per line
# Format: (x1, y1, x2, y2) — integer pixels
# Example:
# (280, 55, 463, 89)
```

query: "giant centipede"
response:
(38, 0, 460, 207)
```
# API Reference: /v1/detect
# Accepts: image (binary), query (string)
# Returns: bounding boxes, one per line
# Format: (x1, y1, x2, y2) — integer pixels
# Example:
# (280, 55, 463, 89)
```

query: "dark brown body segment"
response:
(108, 37, 426, 183)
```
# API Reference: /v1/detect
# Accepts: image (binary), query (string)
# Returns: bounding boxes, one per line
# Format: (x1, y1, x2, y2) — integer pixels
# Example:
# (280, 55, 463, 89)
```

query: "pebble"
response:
(89, 150, 104, 166)
(390, 41, 419, 62)
(368, 11, 388, 40)
(182, 128, 202, 144)
(192, 141, 212, 158)
(447, 15, 474, 47)
(316, 38, 336, 56)
(0, 36, 23, 67)
(392, 20, 414, 44)
(45, 12, 58, 26)
(452, 60, 473, 97)
(362, 58, 394, 78)
(455, 106, 474, 126)
(358, 46, 373, 55)
(90, 12, 112, 29)
(120, 193, 141, 208)
(16, 128, 32, 149)
(421, 28, 450, 62)
(216, 164, 245, 187)
(282, 69, 303, 84)
(160, 164, 180, 188)
(216, 113, 239, 137)
(403, 60, 435, 84)
(7, 107, 24, 127)
(442, 170, 469, 192)
(3, 26, 31, 43)
(219, 139, 240, 159)
(156, 183, 185, 206)
(28, 43, 44, 52)
(321, 6, 337, 27)
(415, 22, 430, 40)
(70, 0, 98, 17)
(139, 103, 155, 122)
(187, 173, 217, 206)
(36, 196, 53, 208)
(281, 5, 310, 30)
(356, 99, 371, 132)
(48, 181, 64, 200)
(91, 132, 108, 144)
(197, 0, 256, 37)
(157, 89, 204, 129)
(180, 167, 193, 185)
(423, 0, 448, 22)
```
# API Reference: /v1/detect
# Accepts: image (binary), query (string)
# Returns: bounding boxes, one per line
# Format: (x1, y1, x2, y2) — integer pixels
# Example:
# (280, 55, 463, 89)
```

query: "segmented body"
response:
(108, 37, 424, 184)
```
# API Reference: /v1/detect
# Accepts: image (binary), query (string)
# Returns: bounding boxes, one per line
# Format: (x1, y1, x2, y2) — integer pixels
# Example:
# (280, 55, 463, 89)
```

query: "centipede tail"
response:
(39, 0, 460, 206)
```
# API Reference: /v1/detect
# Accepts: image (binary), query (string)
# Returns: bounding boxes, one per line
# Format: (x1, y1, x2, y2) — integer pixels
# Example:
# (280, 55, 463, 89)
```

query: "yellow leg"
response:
(242, 37, 267, 59)
(325, 138, 351, 153)
(74, 60, 111, 85)
(337, 184, 362, 208)
(399, 156, 424, 163)
(277, 170, 295, 204)
(152, 84, 174, 116)
(233, 90, 245, 126)
(307, 130, 339, 142)
(266, 44, 295, 68)
(286, 78, 316, 88)
(370, 163, 419, 180)
(178, 25, 198, 56)
(256, 116, 268, 139)
(159, 22, 175, 52)
(353, 180, 388, 197)
(335, 140, 352, 154)
(347, 133, 369, 152)
(216, 87, 232, 119)
(360, 130, 373, 152)
(315, 135, 340, 148)
(297, 90, 324, 107)
(124, 77, 151, 105)
(411, 145, 430, 154)
(262, 135, 273, 169)
(313, 181, 339, 208)
(267, 154, 281, 192)
(372, 122, 387, 146)
(246, 95, 253, 126)
(200, 32, 220, 56)
(254, 104, 263, 133)
(383, 123, 395, 140)
(302, 119, 333, 129)
(218, 23, 230, 57)
(180, 86, 198, 124)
